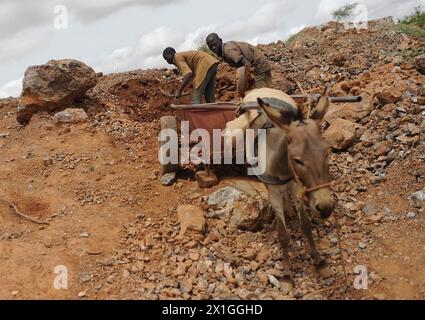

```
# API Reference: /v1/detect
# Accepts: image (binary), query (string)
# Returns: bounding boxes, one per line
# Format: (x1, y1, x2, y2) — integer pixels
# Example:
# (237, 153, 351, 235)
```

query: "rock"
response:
(330, 82, 348, 96)
(208, 186, 242, 206)
(79, 273, 91, 284)
(280, 281, 293, 295)
(344, 202, 366, 212)
(376, 89, 402, 105)
(256, 272, 268, 285)
(43, 157, 53, 166)
(79, 232, 89, 238)
(188, 251, 200, 261)
(179, 278, 193, 294)
(408, 190, 425, 209)
(17, 59, 97, 123)
(406, 212, 416, 219)
(268, 275, 281, 289)
(159, 172, 177, 186)
(123, 269, 130, 278)
(374, 141, 391, 156)
(323, 118, 358, 150)
(242, 248, 257, 260)
(373, 293, 386, 300)
(173, 263, 187, 277)
(359, 242, 367, 250)
(206, 186, 271, 231)
(362, 204, 379, 215)
(407, 123, 420, 136)
(197, 260, 213, 274)
(223, 263, 234, 280)
(256, 250, 270, 262)
(324, 93, 372, 124)
(332, 54, 347, 67)
(410, 190, 425, 205)
(53, 108, 88, 124)
(177, 205, 206, 237)
(366, 212, 385, 224)
(340, 80, 362, 92)
(195, 170, 218, 188)
(415, 54, 425, 75)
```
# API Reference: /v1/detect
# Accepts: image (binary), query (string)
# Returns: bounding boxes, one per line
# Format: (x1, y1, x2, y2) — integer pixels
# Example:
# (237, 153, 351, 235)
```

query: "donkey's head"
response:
(258, 92, 335, 219)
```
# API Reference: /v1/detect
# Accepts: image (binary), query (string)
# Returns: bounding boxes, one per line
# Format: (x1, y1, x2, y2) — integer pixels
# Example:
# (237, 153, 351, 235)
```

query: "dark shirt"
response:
(222, 41, 271, 75)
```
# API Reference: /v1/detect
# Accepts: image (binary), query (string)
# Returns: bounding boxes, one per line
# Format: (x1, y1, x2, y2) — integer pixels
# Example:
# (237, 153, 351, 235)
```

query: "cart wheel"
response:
(159, 116, 179, 175)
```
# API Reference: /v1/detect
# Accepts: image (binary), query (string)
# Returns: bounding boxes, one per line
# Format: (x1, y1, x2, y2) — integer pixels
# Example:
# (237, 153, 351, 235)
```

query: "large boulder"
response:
(323, 118, 359, 150)
(324, 92, 372, 124)
(206, 183, 272, 231)
(17, 59, 97, 123)
(53, 108, 88, 124)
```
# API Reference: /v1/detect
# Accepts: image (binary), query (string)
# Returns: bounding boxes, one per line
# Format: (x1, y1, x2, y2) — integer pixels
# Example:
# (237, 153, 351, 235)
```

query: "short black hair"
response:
(163, 47, 176, 59)
(206, 33, 220, 45)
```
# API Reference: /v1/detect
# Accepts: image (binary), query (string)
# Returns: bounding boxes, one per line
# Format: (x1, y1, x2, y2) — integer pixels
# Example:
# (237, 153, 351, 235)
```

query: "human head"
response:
(163, 47, 176, 65)
(206, 33, 223, 57)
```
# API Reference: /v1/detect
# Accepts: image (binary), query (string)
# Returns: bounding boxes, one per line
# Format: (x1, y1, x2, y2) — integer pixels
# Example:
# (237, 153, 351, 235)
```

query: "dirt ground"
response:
(0, 101, 423, 300)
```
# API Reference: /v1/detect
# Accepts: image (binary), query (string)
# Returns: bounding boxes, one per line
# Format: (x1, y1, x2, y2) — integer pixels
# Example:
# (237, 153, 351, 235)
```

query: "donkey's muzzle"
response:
(316, 202, 335, 219)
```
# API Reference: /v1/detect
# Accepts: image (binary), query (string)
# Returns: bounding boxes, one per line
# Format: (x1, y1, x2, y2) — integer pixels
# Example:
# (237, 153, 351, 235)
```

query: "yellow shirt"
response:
(174, 51, 219, 89)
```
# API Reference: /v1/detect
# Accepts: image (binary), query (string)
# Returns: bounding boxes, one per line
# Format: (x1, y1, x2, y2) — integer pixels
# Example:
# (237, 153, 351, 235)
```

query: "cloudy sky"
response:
(0, 0, 423, 98)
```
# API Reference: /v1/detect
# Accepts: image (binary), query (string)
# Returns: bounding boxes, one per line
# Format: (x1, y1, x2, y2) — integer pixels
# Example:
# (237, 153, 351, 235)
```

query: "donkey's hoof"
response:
(316, 260, 332, 279)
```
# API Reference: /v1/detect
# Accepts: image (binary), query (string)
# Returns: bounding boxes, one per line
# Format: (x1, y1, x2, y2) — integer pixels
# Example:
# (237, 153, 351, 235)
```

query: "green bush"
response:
(395, 23, 425, 39)
(198, 38, 214, 56)
(399, 6, 425, 28)
(285, 33, 299, 47)
(332, 2, 359, 32)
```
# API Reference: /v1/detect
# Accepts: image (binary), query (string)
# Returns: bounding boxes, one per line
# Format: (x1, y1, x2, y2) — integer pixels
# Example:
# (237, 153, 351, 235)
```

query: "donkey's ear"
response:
(257, 98, 290, 130)
(311, 87, 330, 124)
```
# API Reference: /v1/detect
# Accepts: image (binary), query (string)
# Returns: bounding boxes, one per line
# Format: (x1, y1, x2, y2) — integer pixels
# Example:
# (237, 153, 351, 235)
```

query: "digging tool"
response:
(160, 88, 190, 98)
(291, 94, 362, 104)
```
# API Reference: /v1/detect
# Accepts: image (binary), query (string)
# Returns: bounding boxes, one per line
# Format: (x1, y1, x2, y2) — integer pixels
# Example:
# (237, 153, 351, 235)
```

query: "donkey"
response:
(246, 88, 335, 287)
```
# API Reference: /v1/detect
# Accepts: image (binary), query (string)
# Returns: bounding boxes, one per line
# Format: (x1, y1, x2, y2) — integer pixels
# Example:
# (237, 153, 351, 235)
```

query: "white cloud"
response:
(95, 1, 293, 73)
(96, 26, 185, 73)
(0, 78, 23, 98)
(0, 0, 183, 40)
(93, 0, 425, 76)
(0, 32, 48, 63)
(2, 0, 424, 98)
(69, 0, 184, 23)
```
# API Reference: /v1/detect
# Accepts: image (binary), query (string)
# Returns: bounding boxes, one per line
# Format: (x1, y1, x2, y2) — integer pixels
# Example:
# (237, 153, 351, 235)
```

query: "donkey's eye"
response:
(294, 158, 304, 166)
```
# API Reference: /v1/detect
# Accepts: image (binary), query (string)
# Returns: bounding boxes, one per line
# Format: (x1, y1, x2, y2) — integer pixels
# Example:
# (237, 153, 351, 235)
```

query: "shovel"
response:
(160, 88, 190, 98)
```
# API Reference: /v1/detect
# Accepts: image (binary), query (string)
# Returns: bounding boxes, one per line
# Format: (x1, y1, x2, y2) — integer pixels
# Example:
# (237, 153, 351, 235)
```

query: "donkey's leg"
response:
(297, 203, 332, 278)
(267, 185, 294, 285)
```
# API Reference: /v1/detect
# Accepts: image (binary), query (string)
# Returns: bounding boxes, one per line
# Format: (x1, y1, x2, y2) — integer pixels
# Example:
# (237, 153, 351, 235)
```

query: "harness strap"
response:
(251, 121, 293, 186)
(257, 173, 293, 186)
